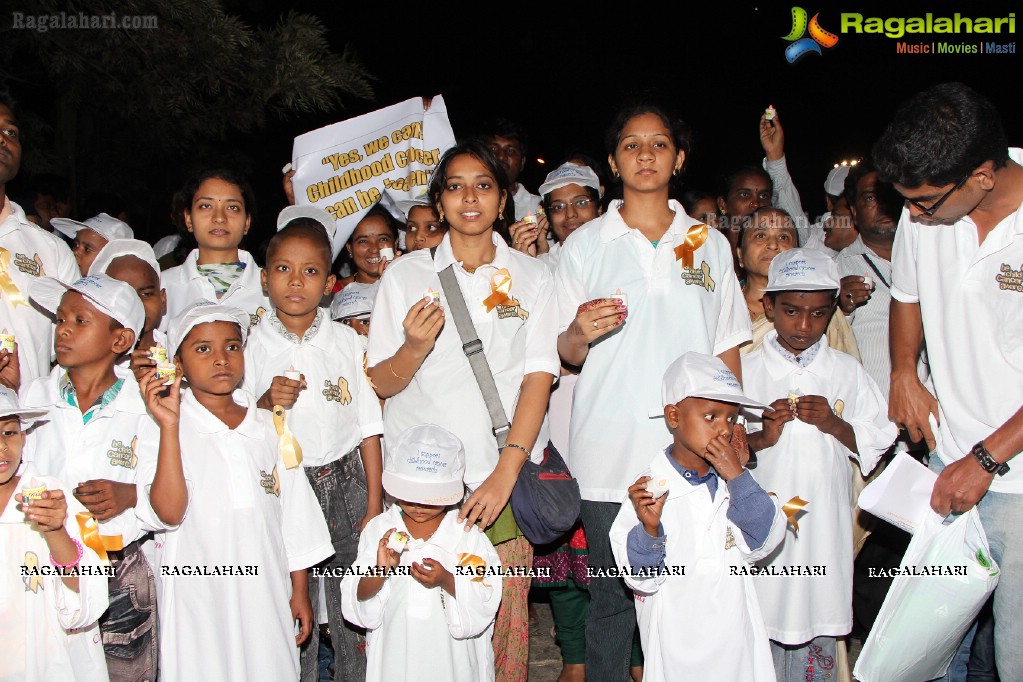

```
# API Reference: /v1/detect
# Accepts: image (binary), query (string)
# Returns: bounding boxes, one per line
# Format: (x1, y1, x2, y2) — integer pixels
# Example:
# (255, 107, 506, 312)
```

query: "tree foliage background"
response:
(0, 0, 374, 241)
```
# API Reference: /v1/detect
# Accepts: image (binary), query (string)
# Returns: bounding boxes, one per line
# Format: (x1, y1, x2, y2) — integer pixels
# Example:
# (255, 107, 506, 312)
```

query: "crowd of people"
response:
(1, 79, 1020, 682)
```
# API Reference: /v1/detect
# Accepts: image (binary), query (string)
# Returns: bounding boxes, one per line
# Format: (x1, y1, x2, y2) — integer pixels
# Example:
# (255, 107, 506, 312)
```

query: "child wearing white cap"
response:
(330, 280, 378, 343)
(609, 352, 786, 681)
(134, 301, 333, 681)
(20, 273, 161, 681)
(0, 385, 110, 681)
(740, 248, 897, 681)
(52, 213, 134, 276)
(341, 424, 502, 682)
(245, 219, 384, 680)
(88, 239, 170, 382)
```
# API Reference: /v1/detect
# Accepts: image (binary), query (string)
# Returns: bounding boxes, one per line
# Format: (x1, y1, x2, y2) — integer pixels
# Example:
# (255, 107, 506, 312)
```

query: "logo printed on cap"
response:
(408, 448, 450, 474)
(712, 369, 741, 389)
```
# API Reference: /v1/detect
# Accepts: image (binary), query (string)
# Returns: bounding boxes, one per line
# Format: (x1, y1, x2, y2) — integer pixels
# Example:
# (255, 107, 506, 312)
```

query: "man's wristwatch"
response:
(971, 441, 1010, 476)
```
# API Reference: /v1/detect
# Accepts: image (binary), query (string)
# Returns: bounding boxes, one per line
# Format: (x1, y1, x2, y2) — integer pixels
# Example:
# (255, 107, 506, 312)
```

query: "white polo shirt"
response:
(0, 198, 79, 383)
(134, 389, 332, 681)
(367, 232, 560, 490)
(244, 310, 383, 468)
(20, 365, 156, 545)
(891, 147, 1023, 492)
(160, 248, 270, 330)
(555, 200, 751, 502)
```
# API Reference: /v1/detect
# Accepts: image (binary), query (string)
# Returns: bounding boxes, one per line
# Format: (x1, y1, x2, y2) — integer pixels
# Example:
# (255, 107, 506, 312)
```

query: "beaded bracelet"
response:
(502, 443, 530, 458)
(388, 361, 409, 381)
(51, 538, 84, 571)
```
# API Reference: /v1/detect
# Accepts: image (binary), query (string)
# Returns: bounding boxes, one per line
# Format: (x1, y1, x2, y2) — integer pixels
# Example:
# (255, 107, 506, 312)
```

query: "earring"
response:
(612, 170, 620, 179)
(673, 168, 680, 177)
(438, 209, 445, 222)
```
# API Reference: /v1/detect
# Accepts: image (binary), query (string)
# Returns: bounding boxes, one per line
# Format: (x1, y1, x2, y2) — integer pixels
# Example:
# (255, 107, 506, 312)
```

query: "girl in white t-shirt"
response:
(367, 141, 560, 681)
(160, 169, 270, 329)
(0, 386, 109, 681)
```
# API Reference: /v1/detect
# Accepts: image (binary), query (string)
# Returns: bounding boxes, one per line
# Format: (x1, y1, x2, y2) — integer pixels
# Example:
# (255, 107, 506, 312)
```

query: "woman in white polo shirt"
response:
(554, 104, 752, 679)
(366, 141, 559, 682)
(160, 169, 270, 330)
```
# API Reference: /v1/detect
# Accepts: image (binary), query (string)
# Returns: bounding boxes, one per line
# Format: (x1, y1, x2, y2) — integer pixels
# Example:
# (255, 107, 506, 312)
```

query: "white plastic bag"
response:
(853, 509, 999, 682)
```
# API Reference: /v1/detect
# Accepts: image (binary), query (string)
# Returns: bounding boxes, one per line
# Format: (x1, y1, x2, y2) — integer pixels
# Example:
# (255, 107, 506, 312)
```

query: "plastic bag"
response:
(853, 509, 999, 682)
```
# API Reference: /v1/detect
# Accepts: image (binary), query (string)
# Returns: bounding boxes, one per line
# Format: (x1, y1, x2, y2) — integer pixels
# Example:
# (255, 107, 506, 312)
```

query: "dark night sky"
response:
(9, 1, 1019, 239)
(265, 0, 1020, 219)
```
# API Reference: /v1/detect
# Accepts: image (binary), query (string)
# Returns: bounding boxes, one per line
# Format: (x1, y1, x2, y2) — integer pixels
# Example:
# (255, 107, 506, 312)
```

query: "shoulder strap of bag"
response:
(431, 247, 511, 447)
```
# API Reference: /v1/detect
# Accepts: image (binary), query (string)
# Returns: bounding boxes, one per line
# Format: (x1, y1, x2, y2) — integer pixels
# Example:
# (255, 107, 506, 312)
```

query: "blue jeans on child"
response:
(102, 538, 158, 682)
(299, 452, 368, 682)
(930, 456, 1023, 681)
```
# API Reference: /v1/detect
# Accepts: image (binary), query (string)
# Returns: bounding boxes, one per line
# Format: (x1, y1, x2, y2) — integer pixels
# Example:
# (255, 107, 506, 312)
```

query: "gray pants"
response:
(771, 636, 838, 682)
(579, 500, 638, 681)
(299, 453, 368, 682)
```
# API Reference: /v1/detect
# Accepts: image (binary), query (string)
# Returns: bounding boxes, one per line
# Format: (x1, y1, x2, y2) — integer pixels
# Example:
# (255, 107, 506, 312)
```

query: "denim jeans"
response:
(299, 452, 368, 682)
(579, 500, 638, 681)
(930, 456, 1022, 681)
(102, 539, 158, 682)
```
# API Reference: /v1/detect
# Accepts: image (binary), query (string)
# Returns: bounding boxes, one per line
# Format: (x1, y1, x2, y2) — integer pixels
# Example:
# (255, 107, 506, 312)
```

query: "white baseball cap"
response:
(31, 274, 144, 344)
(88, 239, 161, 278)
(330, 282, 378, 320)
(276, 205, 337, 242)
(167, 301, 251, 357)
(153, 234, 181, 261)
(662, 352, 767, 409)
(0, 386, 48, 425)
(538, 162, 602, 198)
(824, 166, 850, 197)
(52, 213, 134, 242)
(762, 248, 841, 293)
(382, 424, 466, 505)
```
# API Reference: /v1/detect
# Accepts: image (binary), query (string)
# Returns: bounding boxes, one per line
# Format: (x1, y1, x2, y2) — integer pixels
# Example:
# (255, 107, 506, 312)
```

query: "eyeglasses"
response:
(906, 175, 970, 217)
(547, 199, 594, 214)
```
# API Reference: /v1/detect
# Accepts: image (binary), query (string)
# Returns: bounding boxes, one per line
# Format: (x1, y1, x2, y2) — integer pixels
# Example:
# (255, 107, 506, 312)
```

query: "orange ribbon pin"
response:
(0, 247, 28, 308)
(781, 496, 809, 534)
(76, 512, 124, 564)
(482, 269, 513, 312)
(673, 223, 709, 270)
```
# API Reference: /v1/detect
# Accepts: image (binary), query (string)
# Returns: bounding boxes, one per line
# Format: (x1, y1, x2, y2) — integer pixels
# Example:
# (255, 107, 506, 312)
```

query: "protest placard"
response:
(291, 95, 455, 257)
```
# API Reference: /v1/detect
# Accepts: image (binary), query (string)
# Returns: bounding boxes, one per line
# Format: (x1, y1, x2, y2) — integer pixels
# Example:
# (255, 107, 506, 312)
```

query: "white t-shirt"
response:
(609, 450, 785, 682)
(340, 506, 502, 682)
(21, 366, 156, 546)
(244, 311, 382, 468)
(555, 200, 751, 501)
(367, 232, 559, 490)
(742, 333, 898, 643)
(0, 198, 79, 383)
(135, 389, 332, 682)
(890, 147, 1023, 492)
(160, 249, 270, 330)
(510, 184, 541, 221)
(0, 464, 109, 682)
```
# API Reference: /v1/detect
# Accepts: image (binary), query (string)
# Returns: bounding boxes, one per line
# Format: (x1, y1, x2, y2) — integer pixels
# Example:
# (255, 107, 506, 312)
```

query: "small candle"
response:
(379, 247, 395, 262)
(284, 369, 301, 381)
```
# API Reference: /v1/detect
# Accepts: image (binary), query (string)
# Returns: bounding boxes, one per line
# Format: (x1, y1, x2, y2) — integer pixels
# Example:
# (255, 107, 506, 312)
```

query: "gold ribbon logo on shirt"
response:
(780, 496, 809, 534)
(457, 553, 491, 587)
(0, 247, 29, 308)
(673, 223, 708, 270)
(23, 552, 44, 592)
(482, 269, 512, 312)
(273, 405, 304, 469)
(75, 512, 124, 564)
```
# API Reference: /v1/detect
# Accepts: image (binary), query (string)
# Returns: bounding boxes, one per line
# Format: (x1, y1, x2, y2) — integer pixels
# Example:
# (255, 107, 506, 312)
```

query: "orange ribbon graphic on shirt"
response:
(458, 552, 491, 588)
(482, 269, 513, 312)
(273, 405, 304, 469)
(75, 512, 124, 565)
(0, 247, 28, 308)
(780, 496, 809, 535)
(673, 224, 709, 270)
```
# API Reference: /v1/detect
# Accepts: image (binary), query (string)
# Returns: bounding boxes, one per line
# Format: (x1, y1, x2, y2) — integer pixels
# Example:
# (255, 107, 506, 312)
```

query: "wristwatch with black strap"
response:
(971, 441, 1010, 476)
